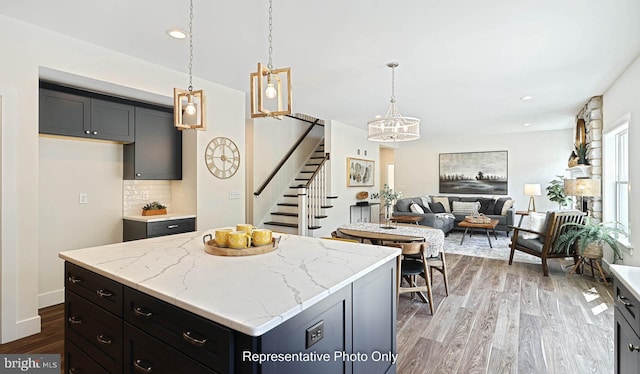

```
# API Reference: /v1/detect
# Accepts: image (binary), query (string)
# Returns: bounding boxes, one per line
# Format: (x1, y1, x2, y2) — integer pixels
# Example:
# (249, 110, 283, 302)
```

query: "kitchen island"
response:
(59, 230, 400, 373)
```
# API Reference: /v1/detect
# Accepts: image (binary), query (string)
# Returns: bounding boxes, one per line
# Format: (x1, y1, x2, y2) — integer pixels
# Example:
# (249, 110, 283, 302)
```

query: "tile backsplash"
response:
(123, 180, 172, 216)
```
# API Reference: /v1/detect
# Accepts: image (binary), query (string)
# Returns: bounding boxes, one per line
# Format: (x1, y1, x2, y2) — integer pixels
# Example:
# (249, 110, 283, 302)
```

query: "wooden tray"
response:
(202, 235, 280, 256)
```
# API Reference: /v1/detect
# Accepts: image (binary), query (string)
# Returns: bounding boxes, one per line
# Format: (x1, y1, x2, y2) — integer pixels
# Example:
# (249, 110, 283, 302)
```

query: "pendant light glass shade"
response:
(250, 0, 292, 119)
(367, 62, 420, 142)
(174, 0, 206, 130)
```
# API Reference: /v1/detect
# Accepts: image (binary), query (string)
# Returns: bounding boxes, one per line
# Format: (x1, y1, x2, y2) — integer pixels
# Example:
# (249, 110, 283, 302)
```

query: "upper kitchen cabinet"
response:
(39, 84, 134, 142)
(123, 107, 182, 180)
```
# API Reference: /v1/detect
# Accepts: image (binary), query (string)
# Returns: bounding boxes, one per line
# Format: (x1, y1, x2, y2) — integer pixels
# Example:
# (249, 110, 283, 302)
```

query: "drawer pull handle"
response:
(69, 368, 78, 374)
(96, 289, 113, 298)
(618, 295, 633, 307)
(134, 359, 153, 373)
(182, 331, 207, 347)
(629, 343, 640, 352)
(167, 224, 179, 229)
(96, 334, 112, 345)
(133, 306, 153, 319)
(68, 316, 83, 325)
(68, 275, 83, 284)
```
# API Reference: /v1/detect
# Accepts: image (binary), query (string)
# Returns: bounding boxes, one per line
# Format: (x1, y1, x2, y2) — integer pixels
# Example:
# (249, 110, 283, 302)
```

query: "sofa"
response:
(393, 195, 516, 235)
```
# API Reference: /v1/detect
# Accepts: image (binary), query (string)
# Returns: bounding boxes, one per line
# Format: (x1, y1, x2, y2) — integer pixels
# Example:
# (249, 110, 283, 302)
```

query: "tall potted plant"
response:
(371, 184, 402, 229)
(546, 175, 572, 209)
(556, 217, 626, 261)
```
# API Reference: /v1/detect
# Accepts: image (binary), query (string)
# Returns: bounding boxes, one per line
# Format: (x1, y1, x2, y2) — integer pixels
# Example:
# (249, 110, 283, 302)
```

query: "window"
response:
(604, 116, 629, 240)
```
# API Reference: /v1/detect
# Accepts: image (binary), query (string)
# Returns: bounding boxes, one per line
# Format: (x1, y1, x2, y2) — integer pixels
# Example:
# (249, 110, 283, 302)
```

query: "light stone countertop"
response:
(59, 229, 400, 336)
(122, 213, 196, 222)
(610, 264, 640, 301)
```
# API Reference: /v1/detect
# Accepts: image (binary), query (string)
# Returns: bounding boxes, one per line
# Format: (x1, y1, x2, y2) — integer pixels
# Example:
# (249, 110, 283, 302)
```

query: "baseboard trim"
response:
(39, 289, 64, 309)
(14, 315, 41, 342)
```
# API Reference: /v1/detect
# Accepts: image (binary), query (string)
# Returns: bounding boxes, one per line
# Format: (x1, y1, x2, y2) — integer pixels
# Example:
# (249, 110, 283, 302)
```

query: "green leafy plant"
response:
(545, 175, 572, 209)
(142, 201, 166, 210)
(575, 143, 589, 165)
(556, 217, 626, 261)
(370, 184, 402, 209)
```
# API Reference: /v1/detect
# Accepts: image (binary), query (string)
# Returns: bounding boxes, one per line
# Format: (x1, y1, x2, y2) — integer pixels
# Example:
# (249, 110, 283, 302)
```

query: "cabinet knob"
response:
(136, 173, 141, 177)
(629, 343, 640, 352)
(133, 359, 152, 373)
(92, 131, 98, 135)
(84, 130, 90, 135)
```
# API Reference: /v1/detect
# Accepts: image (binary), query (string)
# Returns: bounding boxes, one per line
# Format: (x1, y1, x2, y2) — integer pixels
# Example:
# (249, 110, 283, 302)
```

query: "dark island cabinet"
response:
(614, 277, 640, 373)
(123, 107, 182, 180)
(39, 88, 134, 142)
(63, 259, 396, 374)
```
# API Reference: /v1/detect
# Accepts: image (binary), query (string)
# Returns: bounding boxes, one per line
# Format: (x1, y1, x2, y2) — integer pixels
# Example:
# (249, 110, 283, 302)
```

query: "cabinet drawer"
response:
(66, 290, 123, 373)
(125, 323, 216, 374)
(615, 307, 640, 374)
(147, 218, 196, 238)
(615, 278, 640, 336)
(124, 287, 231, 373)
(66, 340, 110, 374)
(65, 262, 123, 317)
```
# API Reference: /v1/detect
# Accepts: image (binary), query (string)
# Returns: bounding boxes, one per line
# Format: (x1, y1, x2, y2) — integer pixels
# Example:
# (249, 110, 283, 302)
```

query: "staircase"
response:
(264, 142, 337, 235)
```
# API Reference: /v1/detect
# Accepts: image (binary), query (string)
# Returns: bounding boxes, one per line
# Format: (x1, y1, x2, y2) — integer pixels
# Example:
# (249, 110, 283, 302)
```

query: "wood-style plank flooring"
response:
(0, 254, 613, 374)
(397, 253, 614, 374)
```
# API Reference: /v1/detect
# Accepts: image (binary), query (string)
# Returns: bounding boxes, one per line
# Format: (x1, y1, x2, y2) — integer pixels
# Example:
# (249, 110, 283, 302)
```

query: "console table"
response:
(349, 203, 380, 223)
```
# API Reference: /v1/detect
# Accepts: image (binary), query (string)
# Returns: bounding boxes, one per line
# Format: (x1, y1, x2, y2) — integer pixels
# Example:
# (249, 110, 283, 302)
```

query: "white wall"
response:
(603, 54, 640, 266)
(38, 137, 123, 308)
(394, 129, 573, 213)
(0, 15, 245, 342)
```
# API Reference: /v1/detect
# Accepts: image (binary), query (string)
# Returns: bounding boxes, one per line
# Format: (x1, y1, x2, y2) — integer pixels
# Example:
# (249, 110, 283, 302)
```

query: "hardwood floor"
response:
(0, 254, 613, 374)
(397, 253, 614, 374)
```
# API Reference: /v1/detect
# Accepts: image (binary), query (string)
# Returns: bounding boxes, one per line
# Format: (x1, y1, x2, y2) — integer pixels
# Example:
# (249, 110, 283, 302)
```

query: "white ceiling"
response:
(2, 0, 640, 135)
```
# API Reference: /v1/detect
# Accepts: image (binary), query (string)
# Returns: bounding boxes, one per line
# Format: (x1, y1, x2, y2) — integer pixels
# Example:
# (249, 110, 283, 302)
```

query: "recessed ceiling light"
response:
(523, 122, 531, 127)
(167, 29, 187, 39)
(520, 95, 533, 101)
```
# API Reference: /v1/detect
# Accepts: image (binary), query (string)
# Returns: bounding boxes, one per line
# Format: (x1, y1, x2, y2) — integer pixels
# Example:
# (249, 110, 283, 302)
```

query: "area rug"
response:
(442, 231, 540, 264)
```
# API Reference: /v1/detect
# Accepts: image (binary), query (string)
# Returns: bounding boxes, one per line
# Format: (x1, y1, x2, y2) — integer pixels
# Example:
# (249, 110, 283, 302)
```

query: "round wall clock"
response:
(205, 137, 240, 179)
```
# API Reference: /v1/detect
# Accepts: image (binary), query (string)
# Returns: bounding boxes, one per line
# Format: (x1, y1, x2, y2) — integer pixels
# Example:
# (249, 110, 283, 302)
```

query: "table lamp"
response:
(563, 178, 601, 212)
(524, 183, 542, 212)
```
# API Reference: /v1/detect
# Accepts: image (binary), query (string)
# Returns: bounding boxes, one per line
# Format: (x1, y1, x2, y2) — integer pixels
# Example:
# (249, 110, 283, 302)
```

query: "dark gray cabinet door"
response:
(124, 108, 182, 180)
(39, 88, 91, 138)
(90, 98, 134, 142)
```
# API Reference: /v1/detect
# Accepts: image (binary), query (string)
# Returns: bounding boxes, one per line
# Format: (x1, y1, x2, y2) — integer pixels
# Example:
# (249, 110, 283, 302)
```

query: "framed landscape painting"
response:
(439, 151, 508, 194)
(347, 157, 374, 187)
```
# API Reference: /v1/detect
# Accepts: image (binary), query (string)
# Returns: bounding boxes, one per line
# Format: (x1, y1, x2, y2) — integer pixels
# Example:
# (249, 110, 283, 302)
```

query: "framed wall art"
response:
(347, 157, 374, 187)
(439, 151, 508, 194)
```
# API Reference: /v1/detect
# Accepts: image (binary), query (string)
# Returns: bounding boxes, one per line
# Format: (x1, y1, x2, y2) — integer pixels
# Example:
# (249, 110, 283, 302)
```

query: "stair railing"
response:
(254, 117, 322, 197)
(298, 153, 330, 236)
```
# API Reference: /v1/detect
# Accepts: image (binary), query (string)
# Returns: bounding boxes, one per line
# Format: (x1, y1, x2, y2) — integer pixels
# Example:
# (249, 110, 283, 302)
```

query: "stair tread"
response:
(271, 212, 328, 219)
(283, 194, 298, 198)
(264, 222, 321, 230)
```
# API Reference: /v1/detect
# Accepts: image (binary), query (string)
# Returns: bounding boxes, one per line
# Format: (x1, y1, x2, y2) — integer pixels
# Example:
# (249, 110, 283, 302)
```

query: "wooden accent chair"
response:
(509, 210, 585, 276)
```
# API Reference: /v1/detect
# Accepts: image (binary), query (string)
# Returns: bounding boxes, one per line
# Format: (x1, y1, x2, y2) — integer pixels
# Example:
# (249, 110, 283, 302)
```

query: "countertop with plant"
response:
(123, 212, 196, 222)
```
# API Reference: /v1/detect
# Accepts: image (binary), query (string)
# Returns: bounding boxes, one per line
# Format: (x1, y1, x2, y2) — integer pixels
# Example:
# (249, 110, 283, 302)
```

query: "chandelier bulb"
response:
(184, 94, 197, 115)
(265, 83, 278, 99)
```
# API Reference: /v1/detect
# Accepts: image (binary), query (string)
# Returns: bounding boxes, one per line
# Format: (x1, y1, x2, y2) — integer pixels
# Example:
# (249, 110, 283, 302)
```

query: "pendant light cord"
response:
(390, 65, 396, 103)
(188, 0, 194, 91)
(267, 0, 273, 70)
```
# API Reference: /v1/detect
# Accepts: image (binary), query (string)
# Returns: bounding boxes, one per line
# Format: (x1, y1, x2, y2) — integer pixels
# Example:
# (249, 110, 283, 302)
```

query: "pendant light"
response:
(367, 62, 420, 142)
(174, 0, 206, 130)
(250, 0, 292, 119)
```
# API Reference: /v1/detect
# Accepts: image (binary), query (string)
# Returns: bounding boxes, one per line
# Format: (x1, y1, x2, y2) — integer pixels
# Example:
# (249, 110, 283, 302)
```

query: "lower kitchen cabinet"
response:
(123, 218, 196, 241)
(614, 277, 640, 373)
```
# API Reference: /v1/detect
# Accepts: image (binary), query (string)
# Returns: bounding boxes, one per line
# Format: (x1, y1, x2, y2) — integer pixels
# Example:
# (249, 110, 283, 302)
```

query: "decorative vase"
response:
(380, 205, 396, 229)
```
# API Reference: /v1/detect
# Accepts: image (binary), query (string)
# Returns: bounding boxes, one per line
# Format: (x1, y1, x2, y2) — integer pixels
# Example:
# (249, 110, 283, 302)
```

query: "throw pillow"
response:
(429, 202, 446, 213)
(419, 196, 431, 208)
(501, 199, 515, 215)
(452, 201, 480, 216)
(395, 198, 412, 212)
(522, 212, 546, 239)
(477, 198, 496, 214)
(431, 196, 451, 213)
(493, 197, 510, 215)
(409, 203, 425, 214)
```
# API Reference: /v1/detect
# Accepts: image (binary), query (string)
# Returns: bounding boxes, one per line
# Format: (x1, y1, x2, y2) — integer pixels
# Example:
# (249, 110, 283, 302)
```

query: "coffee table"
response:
(457, 219, 499, 248)
(390, 215, 422, 225)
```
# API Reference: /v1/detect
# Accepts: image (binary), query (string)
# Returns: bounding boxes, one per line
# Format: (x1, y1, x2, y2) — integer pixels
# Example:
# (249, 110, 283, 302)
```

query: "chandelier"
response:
(250, 0, 292, 119)
(367, 62, 420, 142)
(174, 0, 206, 130)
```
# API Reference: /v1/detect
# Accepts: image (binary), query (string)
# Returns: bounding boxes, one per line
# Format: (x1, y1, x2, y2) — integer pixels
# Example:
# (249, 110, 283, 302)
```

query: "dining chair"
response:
(388, 242, 436, 314)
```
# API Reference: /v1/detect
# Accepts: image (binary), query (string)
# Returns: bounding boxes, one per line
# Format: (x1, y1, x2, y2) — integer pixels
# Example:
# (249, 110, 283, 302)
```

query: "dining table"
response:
(337, 222, 445, 257)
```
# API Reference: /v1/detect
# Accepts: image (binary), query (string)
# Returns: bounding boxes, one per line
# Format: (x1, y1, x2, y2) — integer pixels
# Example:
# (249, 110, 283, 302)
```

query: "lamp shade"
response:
(523, 184, 542, 196)
(564, 179, 601, 197)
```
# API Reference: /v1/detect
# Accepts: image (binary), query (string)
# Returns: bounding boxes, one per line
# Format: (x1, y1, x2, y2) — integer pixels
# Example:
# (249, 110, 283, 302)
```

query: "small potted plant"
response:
(575, 143, 589, 165)
(142, 201, 167, 216)
(371, 184, 402, 229)
(556, 216, 626, 261)
(546, 175, 573, 209)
